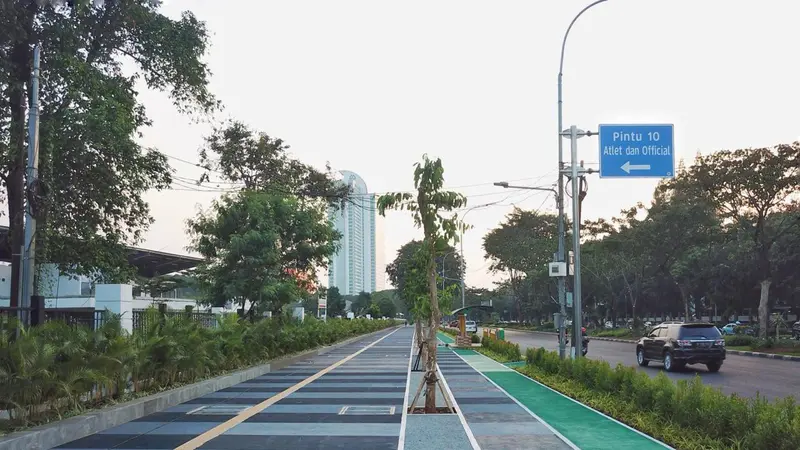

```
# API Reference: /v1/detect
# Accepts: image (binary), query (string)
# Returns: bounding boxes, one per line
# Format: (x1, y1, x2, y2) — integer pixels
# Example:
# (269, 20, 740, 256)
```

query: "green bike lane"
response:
(437, 332, 671, 449)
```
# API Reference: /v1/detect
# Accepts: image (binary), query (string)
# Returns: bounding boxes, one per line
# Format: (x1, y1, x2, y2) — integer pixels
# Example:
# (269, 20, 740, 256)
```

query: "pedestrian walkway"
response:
(451, 348, 672, 450)
(56, 327, 412, 450)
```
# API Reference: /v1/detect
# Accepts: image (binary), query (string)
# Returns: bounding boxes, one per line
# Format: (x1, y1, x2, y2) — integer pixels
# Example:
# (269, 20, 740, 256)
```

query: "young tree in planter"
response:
(377, 155, 467, 413)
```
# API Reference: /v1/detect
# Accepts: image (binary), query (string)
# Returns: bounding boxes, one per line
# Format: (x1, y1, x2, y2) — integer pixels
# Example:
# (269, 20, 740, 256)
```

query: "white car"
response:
(465, 320, 477, 333)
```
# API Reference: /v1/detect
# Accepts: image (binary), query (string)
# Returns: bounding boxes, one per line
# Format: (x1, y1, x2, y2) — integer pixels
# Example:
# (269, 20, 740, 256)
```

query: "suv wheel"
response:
(706, 361, 722, 373)
(636, 347, 649, 366)
(663, 351, 675, 372)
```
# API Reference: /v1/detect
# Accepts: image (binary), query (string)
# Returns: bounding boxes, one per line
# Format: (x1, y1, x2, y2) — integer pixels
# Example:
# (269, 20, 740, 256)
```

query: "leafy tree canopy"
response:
(1, 0, 218, 300)
(187, 191, 340, 314)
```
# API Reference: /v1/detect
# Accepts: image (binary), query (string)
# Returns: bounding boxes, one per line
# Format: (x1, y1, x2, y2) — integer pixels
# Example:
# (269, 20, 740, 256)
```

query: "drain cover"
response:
(339, 406, 396, 415)
(187, 405, 247, 415)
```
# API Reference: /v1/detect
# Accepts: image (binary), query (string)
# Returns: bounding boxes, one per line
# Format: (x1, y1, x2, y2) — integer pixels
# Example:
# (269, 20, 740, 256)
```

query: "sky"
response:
(135, 0, 800, 289)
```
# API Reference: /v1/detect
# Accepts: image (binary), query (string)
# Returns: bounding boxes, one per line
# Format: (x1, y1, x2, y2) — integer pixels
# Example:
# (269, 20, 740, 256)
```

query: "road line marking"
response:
(175, 328, 400, 450)
(436, 358, 480, 450)
(451, 350, 579, 450)
(397, 326, 414, 450)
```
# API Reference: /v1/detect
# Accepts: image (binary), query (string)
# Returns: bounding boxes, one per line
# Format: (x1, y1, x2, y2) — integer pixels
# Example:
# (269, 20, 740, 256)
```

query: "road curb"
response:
(514, 329, 800, 362)
(0, 326, 399, 450)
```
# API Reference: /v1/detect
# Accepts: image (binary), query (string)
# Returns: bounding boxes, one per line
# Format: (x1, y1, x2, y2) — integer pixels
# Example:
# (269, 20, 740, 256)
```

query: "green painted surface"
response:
(483, 371, 668, 450)
(437, 331, 455, 344)
(451, 347, 474, 355)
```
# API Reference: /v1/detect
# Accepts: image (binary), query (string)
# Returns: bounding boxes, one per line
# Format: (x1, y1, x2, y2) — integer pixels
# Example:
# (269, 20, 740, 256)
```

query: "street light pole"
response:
(557, 0, 608, 358)
(494, 181, 566, 357)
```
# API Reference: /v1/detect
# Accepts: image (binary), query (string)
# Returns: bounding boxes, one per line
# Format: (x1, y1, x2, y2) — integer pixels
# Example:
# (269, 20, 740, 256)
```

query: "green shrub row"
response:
(479, 335, 521, 362)
(440, 326, 459, 337)
(524, 347, 800, 449)
(591, 328, 635, 338)
(0, 311, 397, 428)
(724, 334, 800, 351)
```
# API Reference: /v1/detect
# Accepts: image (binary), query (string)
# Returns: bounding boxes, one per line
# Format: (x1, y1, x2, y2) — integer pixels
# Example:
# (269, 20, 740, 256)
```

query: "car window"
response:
(679, 325, 721, 339)
(648, 328, 661, 338)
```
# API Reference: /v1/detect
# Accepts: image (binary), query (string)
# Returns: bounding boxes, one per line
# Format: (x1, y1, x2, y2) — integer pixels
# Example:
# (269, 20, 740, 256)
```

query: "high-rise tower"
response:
(328, 171, 377, 295)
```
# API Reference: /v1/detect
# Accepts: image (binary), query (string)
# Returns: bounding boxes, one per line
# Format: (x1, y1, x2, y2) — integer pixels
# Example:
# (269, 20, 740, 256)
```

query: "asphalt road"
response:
(497, 328, 800, 400)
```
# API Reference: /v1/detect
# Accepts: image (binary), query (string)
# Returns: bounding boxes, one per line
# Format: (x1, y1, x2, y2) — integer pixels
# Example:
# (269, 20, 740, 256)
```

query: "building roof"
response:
(0, 226, 202, 278)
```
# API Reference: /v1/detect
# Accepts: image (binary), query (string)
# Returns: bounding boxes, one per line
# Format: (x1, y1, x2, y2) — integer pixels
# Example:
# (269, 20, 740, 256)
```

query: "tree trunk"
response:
(424, 258, 440, 413)
(758, 279, 771, 338)
(677, 284, 690, 321)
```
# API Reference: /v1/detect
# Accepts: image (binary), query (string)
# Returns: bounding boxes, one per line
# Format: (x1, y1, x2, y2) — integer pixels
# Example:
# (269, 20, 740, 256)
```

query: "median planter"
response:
(521, 346, 800, 449)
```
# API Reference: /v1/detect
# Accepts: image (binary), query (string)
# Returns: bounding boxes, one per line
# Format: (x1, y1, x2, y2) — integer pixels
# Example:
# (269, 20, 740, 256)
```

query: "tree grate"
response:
(339, 406, 396, 415)
(187, 405, 248, 415)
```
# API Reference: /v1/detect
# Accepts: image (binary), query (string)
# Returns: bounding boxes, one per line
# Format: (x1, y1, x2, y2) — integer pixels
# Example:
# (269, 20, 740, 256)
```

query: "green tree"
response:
(377, 154, 467, 413)
(386, 240, 462, 319)
(678, 145, 800, 336)
(199, 121, 349, 202)
(1, 0, 218, 301)
(301, 293, 318, 318)
(187, 191, 340, 316)
(376, 297, 397, 319)
(367, 302, 381, 319)
(351, 291, 372, 316)
(483, 209, 560, 322)
(326, 286, 345, 318)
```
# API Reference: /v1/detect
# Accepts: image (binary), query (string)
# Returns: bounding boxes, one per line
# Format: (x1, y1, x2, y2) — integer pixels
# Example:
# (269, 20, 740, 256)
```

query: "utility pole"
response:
(561, 126, 594, 358)
(556, 0, 608, 359)
(20, 44, 41, 326)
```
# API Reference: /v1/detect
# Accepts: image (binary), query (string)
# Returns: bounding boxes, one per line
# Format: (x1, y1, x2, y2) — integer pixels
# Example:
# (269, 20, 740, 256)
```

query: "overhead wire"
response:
(159, 149, 562, 205)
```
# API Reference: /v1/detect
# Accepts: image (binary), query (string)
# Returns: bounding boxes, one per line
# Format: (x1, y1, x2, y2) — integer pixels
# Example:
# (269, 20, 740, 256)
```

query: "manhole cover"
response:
(187, 405, 247, 415)
(339, 406, 396, 415)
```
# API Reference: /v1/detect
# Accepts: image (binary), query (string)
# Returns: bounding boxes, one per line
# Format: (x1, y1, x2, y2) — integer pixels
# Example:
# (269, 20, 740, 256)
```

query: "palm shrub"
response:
(0, 311, 397, 427)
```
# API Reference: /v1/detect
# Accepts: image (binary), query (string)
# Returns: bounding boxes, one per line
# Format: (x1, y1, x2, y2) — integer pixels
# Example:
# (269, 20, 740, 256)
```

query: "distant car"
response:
(448, 320, 459, 328)
(720, 322, 739, 335)
(792, 320, 800, 340)
(465, 320, 477, 333)
(636, 322, 726, 373)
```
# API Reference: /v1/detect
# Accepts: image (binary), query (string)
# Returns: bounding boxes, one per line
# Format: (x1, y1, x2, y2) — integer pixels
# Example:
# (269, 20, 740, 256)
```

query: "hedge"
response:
(523, 347, 800, 449)
(0, 311, 398, 430)
(478, 335, 521, 362)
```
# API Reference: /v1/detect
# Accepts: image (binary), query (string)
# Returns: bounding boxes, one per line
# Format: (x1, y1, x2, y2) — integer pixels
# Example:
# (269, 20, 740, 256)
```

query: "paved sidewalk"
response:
(56, 327, 412, 450)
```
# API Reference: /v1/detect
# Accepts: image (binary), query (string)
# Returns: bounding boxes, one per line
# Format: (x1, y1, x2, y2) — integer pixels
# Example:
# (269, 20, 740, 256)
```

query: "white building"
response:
(328, 171, 378, 295)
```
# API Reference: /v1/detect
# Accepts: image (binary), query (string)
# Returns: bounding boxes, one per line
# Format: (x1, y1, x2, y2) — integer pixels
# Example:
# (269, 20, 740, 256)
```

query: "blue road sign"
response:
(598, 124, 674, 178)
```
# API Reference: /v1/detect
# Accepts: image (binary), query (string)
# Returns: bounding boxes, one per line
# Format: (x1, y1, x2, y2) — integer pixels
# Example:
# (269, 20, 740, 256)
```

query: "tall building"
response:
(328, 171, 377, 295)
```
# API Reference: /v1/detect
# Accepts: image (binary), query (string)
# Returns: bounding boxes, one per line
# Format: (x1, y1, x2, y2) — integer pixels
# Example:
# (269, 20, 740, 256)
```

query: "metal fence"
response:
(131, 308, 218, 331)
(1, 305, 219, 332)
(0, 307, 107, 329)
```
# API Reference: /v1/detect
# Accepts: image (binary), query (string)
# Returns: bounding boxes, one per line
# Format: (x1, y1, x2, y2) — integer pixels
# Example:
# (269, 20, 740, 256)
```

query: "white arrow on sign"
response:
(621, 161, 651, 174)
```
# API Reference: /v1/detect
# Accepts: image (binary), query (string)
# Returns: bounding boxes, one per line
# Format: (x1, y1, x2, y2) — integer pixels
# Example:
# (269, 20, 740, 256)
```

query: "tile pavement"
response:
(56, 327, 413, 450)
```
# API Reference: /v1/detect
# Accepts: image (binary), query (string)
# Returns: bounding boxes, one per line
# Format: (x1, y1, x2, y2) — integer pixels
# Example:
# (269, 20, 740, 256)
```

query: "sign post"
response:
(598, 124, 675, 178)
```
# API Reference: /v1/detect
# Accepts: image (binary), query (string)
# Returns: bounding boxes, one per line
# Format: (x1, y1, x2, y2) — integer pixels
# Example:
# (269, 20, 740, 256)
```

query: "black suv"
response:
(636, 322, 726, 372)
